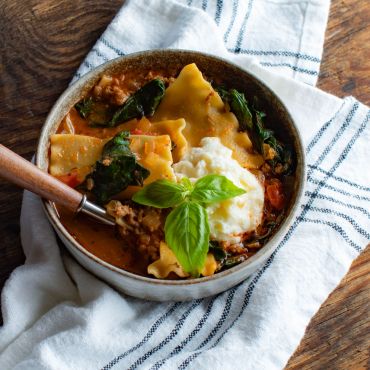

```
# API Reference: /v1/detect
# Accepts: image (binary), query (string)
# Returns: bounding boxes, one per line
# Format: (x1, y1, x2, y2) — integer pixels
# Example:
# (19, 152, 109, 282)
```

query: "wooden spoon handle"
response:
(0, 144, 83, 211)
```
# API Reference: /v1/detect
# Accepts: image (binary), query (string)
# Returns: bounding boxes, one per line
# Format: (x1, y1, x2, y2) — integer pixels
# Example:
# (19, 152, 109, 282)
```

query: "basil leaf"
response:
(132, 179, 191, 208)
(191, 175, 245, 204)
(165, 202, 210, 277)
(180, 177, 193, 192)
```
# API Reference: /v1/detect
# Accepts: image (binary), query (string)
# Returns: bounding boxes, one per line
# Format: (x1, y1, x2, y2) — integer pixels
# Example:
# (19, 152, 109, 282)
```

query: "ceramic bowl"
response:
(36, 50, 305, 301)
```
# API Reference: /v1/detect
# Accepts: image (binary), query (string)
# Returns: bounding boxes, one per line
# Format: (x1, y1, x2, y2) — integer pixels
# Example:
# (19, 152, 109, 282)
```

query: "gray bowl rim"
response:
(36, 49, 306, 287)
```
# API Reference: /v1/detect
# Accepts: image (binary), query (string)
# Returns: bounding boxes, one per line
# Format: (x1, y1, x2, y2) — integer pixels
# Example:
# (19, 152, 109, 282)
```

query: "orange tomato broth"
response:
(55, 108, 161, 275)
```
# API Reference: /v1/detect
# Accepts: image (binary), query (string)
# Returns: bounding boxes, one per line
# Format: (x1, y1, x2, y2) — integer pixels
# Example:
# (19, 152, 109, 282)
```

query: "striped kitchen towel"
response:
(74, 0, 331, 85)
(1, 0, 369, 369)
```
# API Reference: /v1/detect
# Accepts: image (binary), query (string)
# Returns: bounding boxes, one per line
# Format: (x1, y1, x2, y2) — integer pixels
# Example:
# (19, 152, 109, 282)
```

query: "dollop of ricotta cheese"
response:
(173, 137, 264, 243)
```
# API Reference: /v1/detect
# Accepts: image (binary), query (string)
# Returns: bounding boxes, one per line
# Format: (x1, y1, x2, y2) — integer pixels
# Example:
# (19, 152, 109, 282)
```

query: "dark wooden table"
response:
(0, 0, 369, 368)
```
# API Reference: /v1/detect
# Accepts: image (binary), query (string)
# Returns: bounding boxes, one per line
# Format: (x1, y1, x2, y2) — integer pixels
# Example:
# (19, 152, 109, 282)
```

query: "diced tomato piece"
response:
(130, 128, 143, 135)
(266, 179, 285, 210)
(56, 171, 81, 188)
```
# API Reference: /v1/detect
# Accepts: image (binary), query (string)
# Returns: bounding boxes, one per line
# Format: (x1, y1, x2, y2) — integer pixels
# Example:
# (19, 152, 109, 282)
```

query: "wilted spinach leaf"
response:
(87, 131, 150, 204)
(75, 98, 115, 126)
(229, 89, 253, 131)
(109, 79, 165, 126)
(74, 79, 165, 127)
(208, 241, 247, 270)
(216, 87, 293, 175)
(223, 255, 247, 268)
(75, 97, 93, 118)
(208, 241, 227, 263)
(216, 87, 253, 131)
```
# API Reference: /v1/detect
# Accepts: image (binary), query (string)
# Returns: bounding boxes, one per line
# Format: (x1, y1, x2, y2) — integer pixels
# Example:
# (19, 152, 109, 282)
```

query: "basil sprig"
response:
(132, 175, 246, 276)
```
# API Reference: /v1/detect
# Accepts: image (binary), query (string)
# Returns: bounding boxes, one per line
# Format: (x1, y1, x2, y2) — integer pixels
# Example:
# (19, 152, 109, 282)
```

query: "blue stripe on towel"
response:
(302, 218, 362, 252)
(233, 49, 321, 63)
(308, 178, 370, 202)
(91, 47, 109, 62)
(148, 298, 217, 370)
(303, 206, 370, 240)
(260, 62, 318, 76)
(223, 0, 238, 43)
(306, 101, 347, 153)
(215, 0, 223, 25)
(305, 191, 370, 219)
(308, 165, 370, 192)
(73, 71, 81, 80)
(83, 59, 94, 71)
(307, 103, 360, 179)
(127, 300, 203, 370)
(100, 37, 126, 56)
(102, 303, 181, 369)
(234, 0, 255, 52)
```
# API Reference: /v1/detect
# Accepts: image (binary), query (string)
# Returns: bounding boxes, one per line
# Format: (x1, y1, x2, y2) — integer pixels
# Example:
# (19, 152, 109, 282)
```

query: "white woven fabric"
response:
(1, 1, 369, 369)
(74, 0, 331, 85)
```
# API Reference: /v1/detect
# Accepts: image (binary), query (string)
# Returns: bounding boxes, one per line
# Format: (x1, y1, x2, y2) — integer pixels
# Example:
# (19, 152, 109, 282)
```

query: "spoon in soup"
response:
(0, 144, 115, 226)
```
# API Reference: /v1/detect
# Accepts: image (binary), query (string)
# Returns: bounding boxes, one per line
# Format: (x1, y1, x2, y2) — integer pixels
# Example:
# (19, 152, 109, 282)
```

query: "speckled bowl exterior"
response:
(36, 50, 305, 301)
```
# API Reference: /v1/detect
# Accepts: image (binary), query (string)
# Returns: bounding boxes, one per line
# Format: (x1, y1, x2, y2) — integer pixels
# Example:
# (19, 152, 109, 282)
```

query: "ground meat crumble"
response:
(106, 200, 167, 262)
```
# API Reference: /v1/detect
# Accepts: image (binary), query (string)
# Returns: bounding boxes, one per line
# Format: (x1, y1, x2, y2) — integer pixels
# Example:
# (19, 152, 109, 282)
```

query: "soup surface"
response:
(50, 63, 295, 279)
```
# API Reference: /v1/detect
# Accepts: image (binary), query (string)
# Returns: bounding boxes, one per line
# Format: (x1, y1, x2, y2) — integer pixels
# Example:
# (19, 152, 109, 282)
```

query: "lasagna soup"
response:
(50, 63, 295, 279)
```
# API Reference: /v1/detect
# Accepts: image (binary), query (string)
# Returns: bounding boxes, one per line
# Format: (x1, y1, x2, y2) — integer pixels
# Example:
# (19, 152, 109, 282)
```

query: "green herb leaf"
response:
(209, 241, 227, 262)
(132, 179, 192, 208)
(216, 87, 253, 131)
(75, 97, 93, 118)
(228, 89, 253, 131)
(102, 131, 132, 157)
(216, 87, 293, 175)
(215, 86, 230, 102)
(74, 79, 165, 127)
(249, 108, 273, 155)
(87, 102, 115, 127)
(75, 97, 115, 126)
(224, 255, 247, 268)
(180, 177, 193, 192)
(88, 131, 150, 204)
(165, 202, 210, 277)
(109, 79, 165, 127)
(191, 175, 245, 204)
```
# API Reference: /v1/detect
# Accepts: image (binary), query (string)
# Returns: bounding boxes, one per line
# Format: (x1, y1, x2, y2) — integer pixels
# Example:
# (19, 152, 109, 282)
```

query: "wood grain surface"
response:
(0, 0, 369, 368)
(0, 144, 84, 211)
